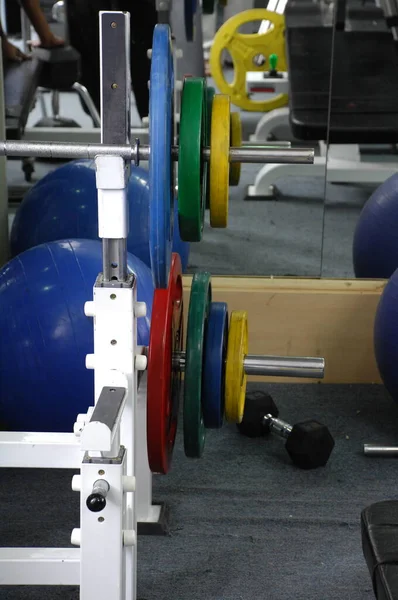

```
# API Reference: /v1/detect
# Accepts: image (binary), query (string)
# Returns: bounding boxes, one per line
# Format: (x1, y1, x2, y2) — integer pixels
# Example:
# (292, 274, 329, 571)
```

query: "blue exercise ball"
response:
(353, 173, 398, 279)
(0, 239, 154, 433)
(374, 269, 398, 401)
(10, 160, 190, 273)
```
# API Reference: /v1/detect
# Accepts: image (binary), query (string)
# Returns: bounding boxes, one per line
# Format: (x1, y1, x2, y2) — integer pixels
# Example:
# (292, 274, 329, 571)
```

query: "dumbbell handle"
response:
(263, 415, 292, 439)
(173, 353, 324, 379)
(0, 141, 314, 166)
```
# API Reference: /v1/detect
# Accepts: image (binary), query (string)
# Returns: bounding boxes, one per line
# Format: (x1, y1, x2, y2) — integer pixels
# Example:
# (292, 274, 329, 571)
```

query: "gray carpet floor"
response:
(1, 382, 398, 599)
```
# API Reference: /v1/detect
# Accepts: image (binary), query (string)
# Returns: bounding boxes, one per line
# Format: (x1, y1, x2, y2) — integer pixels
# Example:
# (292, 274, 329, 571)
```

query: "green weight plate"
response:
(203, 0, 215, 14)
(205, 86, 216, 210)
(178, 77, 207, 242)
(183, 271, 212, 458)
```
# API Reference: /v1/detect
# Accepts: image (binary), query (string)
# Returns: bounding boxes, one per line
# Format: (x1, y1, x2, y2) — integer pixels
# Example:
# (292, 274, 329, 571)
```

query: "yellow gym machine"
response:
(209, 9, 288, 112)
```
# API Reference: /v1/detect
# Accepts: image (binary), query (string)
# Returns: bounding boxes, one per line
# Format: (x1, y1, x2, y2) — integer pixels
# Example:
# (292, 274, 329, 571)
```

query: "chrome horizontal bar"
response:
(0, 141, 314, 165)
(173, 353, 324, 379)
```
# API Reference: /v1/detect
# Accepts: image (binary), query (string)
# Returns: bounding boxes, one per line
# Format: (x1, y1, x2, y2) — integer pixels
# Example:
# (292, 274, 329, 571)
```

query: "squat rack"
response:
(0, 13, 155, 597)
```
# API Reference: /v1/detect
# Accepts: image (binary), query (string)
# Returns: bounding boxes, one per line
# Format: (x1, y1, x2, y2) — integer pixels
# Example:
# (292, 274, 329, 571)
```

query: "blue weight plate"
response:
(149, 24, 174, 289)
(202, 302, 228, 428)
(184, 0, 197, 42)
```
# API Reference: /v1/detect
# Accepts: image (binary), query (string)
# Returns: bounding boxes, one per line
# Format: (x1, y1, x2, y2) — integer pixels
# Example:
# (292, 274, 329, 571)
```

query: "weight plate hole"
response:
(253, 54, 266, 67)
(237, 18, 274, 35)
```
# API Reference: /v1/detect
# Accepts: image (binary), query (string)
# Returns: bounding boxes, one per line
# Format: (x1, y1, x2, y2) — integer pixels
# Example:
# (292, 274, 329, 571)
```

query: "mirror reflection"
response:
(196, 0, 334, 276)
(325, 0, 398, 278)
(2, 0, 334, 279)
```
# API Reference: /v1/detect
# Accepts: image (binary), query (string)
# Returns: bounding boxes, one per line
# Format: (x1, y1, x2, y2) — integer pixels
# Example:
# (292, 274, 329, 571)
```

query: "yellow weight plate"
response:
(229, 112, 242, 186)
(225, 311, 248, 424)
(209, 9, 288, 112)
(210, 94, 230, 228)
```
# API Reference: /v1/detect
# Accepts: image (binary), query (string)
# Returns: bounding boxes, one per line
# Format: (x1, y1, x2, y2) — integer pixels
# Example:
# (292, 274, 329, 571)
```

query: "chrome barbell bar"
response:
(173, 352, 325, 379)
(0, 140, 314, 165)
(364, 445, 398, 456)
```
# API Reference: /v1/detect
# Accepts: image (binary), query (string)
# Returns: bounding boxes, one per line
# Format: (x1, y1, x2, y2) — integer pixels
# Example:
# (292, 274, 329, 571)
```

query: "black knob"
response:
(86, 493, 107, 512)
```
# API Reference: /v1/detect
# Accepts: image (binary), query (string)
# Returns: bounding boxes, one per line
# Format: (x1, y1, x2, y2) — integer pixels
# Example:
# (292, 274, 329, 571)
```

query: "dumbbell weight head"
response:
(237, 391, 279, 438)
(285, 420, 335, 470)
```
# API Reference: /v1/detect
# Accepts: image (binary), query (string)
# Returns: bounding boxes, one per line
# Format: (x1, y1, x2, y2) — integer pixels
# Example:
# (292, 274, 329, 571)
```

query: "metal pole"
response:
(0, 140, 134, 159)
(0, 140, 315, 165)
(0, 38, 8, 267)
(224, 147, 313, 164)
(72, 83, 101, 128)
(243, 355, 324, 378)
(99, 12, 130, 282)
(380, 0, 398, 40)
(20, 8, 31, 53)
(173, 353, 324, 379)
(364, 445, 398, 456)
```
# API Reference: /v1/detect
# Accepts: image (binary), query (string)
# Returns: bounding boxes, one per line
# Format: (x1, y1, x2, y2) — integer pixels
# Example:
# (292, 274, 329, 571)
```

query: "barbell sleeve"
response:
(243, 355, 324, 379)
(225, 147, 314, 164)
(0, 140, 314, 165)
(363, 445, 398, 456)
(242, 141, 292, 148)
(172, 352, 324, 379)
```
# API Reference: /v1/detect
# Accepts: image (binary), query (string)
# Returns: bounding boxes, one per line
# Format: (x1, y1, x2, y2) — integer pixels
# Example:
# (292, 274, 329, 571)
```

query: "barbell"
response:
(146, 254, 325, 473)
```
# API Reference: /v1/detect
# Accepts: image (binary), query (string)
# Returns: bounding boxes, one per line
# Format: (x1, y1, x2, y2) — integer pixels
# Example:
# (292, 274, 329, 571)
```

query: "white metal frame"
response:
(0, 11, 162, 599)
(247, 142, 398, 198)
(250, 106, 290, 142)
(246, 71, 289, 96)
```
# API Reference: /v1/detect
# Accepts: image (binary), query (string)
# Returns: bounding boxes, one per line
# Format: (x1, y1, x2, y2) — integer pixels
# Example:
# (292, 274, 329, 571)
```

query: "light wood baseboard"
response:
(182, 276, 387, 384)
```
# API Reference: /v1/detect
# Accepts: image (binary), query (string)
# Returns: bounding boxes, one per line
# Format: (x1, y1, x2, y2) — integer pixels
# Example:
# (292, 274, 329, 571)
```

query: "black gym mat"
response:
(1, 383, 398, 599)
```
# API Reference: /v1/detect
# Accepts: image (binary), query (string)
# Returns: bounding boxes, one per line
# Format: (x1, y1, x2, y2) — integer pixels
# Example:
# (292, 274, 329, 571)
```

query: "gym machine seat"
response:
(284, 0, 323, 27)
(362, 501, 398, 600)
(287, 28, 398, 144)
(4, 58, 42, 138)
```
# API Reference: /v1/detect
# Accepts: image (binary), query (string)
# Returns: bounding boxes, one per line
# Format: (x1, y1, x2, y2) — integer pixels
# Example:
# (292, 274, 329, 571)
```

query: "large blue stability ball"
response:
(10, 160, 190, 272)
(374, 269, 398, 401)
(0, 239, 154, 433)
(353, 173, 398, 279)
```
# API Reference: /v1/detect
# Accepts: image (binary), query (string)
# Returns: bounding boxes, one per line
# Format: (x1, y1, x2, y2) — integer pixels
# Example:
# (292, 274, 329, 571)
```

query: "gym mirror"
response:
(4, 0, 333, 280)
(324, 0, 398, 279)
(188, 0, 333, 278)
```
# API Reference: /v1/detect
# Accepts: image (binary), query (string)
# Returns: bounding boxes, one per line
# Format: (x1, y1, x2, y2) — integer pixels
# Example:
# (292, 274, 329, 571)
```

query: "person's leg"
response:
(67, 0, 108, 115)
(67, 0, 157, 121)
(121, 0, 157, 120)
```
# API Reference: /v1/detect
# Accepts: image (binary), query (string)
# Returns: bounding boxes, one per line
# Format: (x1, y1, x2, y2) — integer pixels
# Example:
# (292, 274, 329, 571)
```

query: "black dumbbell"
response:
(263, 414, 335, 470)
(236, 391, 279, 438)
(237, 391, 335, 469)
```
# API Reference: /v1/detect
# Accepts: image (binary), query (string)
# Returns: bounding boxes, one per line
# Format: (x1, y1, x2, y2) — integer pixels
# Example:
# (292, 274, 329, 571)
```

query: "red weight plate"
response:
(147, 253, 183, 474)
